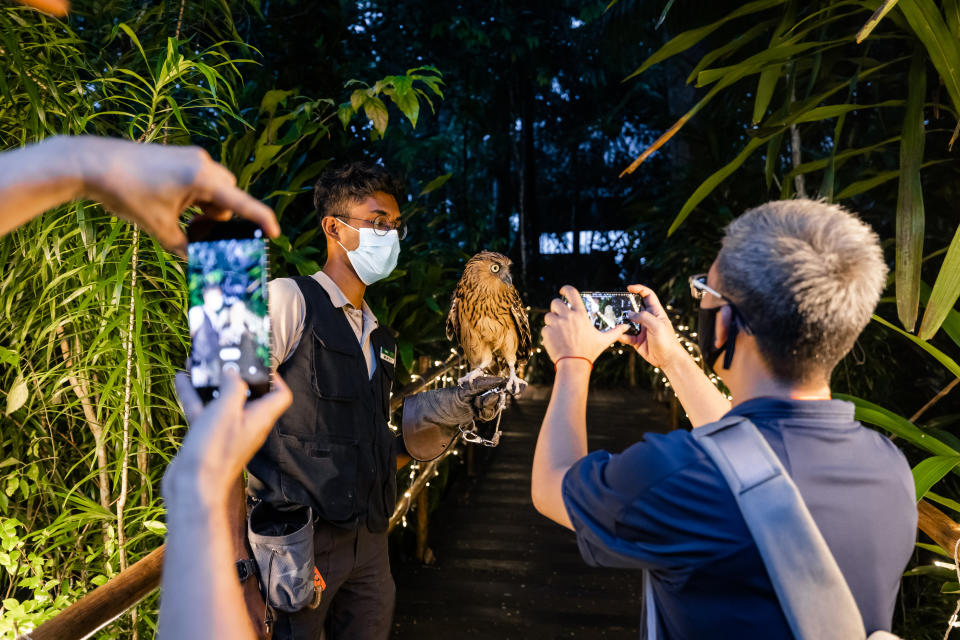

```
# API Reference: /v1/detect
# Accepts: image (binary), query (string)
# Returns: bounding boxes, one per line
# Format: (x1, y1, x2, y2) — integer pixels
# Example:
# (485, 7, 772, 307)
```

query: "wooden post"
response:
(416, 489, 430, 562)
(21, 546, 165, 640)
(627, 349, 637, 388)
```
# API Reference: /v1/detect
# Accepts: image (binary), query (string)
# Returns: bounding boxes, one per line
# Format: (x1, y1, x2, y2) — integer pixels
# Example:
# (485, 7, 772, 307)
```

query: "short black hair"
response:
(313, 161, 404, 221)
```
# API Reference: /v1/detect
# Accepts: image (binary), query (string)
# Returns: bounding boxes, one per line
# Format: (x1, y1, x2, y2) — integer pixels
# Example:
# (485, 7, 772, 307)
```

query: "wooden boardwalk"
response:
(391, 385, 675, 639)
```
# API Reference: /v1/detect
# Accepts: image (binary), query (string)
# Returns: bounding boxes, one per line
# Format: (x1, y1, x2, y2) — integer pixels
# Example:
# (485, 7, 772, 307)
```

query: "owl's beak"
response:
(500, 271, 513, 286)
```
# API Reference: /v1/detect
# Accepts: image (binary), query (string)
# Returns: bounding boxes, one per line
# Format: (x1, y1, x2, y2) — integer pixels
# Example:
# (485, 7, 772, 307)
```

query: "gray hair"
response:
(715, 199, 888, 382)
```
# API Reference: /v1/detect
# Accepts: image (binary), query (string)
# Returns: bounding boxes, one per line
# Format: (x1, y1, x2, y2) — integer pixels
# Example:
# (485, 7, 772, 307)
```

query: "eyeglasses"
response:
(688, 273, 726, 302)
(335, 215, 408, 241)
(689, 272, 753, 332)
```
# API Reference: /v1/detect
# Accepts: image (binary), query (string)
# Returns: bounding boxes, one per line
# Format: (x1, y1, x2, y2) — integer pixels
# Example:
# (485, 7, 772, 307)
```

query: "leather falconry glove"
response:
(402, 376, 510, 461)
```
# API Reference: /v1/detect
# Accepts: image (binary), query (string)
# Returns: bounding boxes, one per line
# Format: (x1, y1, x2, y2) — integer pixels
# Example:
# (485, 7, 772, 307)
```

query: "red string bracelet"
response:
(554, 356, 593, 372)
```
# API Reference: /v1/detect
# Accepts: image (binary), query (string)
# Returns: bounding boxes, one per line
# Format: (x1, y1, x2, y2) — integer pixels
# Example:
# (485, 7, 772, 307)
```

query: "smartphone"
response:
(187, 218, 271, 402)
(579, 291, 644, 335)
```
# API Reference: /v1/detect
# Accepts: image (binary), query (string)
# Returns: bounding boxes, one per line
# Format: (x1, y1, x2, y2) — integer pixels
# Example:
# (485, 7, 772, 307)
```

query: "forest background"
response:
(1, 0, 960, 638)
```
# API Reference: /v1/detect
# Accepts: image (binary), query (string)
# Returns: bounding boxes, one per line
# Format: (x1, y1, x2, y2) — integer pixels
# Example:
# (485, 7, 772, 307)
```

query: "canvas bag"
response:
(640, 415, 901, 640)
(247, 502, 319, 613)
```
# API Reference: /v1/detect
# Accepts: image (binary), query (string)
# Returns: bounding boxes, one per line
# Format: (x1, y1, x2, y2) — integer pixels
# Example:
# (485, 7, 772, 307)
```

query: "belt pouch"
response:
(248, 502, 315, 613)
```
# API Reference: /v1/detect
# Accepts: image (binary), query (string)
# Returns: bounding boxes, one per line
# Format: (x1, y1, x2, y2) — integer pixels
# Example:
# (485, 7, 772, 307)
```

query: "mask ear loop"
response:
(720, 306, 744, 370)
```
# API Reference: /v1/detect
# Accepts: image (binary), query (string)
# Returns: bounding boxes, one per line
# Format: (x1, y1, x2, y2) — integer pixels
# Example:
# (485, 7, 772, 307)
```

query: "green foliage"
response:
(0, 2, 445, 637)
(619, 2, 960, 633)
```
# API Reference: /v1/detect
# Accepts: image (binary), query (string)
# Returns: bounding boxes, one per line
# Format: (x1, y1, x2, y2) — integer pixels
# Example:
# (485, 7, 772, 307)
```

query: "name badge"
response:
(379, 346, 396, 365)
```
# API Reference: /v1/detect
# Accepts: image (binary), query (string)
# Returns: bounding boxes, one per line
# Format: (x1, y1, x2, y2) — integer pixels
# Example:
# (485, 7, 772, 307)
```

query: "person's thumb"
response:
(218, 367, 249, 408)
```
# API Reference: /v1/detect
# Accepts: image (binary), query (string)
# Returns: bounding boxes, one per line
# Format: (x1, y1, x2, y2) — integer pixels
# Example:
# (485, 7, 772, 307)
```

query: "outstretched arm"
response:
(159, 371, 291, 640)
(619, 284, 731, 427)
(532, 286, 629, 530)
(0, 136, 279, 257)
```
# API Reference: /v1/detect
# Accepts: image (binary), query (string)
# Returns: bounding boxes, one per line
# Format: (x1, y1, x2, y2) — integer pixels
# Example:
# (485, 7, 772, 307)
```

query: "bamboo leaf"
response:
(896, 49, 927, 331)
(872, 314, 960, 379)
(4, 375, 28, 415)
(945, 0, 960, 38)
(621, 67, 756, 176)
(898, 0, 960, 119)
(834, 393, 959, 457)
(752, 66, 781, 124)
(857, 0, 900, 43)
(419, 174, 452, 196)
(667, 137, 766, 235)
(913, 455, 960, 501)
(686, 21, 775, 85)
(0, 346, 16, 367)
(918, 541, 954, 558)
(836, 159, 948, 199)
(919, 280, 960, 349)
(790, 99, 904, 123)
(919, 226, 960, 339)
(624, 0, 787, 81)
(927, 490, 960, 514)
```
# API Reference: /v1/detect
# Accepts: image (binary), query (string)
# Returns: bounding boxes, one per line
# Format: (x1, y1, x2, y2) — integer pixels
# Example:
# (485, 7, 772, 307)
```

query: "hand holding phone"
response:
(187, 218, 271, 402)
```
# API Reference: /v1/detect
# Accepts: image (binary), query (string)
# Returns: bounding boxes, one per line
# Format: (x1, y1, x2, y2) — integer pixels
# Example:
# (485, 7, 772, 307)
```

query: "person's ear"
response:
(715, 305, 733, 348)
(321, 215, 340, 242)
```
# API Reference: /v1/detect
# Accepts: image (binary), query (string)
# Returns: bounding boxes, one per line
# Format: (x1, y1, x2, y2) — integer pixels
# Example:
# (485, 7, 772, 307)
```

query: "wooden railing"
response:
(20, 354, 463, 640)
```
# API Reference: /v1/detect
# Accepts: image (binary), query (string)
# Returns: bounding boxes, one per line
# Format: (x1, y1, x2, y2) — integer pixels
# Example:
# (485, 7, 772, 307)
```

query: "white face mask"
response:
(336, 219, 400, 285)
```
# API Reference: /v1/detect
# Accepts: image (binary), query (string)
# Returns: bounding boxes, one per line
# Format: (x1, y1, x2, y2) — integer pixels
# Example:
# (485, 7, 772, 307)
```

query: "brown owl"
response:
(446, 251, 531, 395)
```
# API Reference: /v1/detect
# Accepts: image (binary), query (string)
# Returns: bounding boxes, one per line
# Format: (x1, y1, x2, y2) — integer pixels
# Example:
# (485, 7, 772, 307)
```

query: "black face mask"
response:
(698, 305, 740, 371)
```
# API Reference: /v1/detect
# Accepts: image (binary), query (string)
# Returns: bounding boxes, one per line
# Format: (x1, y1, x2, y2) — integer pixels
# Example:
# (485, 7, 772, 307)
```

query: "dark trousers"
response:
(274, 522, 395, 640)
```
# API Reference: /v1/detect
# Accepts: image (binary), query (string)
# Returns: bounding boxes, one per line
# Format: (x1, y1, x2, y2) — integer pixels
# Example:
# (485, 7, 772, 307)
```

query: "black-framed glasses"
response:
(335, 215, 408, 241)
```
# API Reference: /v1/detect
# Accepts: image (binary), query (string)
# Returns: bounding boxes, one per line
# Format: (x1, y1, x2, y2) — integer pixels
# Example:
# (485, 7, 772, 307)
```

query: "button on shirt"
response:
(268, 271, 378, 377)
(561, 397, 917, 639)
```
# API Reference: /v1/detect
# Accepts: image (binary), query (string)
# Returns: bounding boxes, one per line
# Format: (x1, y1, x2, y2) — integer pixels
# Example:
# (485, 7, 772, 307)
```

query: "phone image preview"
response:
(187, 223, 270, 400)
(579, 292, 643, 335)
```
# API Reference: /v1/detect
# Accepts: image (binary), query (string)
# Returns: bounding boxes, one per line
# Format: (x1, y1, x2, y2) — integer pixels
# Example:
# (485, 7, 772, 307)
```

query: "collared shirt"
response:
(561, 397, 916, 639)
(268, 271, 378, 377)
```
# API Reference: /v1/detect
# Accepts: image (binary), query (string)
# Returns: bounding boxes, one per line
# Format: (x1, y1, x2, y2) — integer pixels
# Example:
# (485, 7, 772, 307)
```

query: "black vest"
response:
(247, 276, 398, 532)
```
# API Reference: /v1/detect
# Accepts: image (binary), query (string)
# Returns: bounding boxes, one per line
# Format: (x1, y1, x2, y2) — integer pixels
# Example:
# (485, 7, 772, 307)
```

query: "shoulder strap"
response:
(689, 416, 867, 640)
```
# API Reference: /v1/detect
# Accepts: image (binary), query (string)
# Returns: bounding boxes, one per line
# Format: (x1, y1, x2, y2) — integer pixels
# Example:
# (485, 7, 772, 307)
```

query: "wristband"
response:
(554, 356, 593, 372)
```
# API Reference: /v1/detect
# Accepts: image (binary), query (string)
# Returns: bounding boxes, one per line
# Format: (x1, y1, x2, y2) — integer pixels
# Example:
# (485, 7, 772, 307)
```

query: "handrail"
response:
(21, 353, 463, 640)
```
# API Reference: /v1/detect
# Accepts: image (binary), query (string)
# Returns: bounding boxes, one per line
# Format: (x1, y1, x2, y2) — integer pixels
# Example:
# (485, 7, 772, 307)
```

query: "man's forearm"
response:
(531, 360, 591, 530)
(0, 137, 85, 235)
(159, 505, 255, 640)
(661, 352, 731, 427)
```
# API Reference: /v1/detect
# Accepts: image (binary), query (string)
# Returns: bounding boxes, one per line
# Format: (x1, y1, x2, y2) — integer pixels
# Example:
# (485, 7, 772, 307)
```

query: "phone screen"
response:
(187, 221, 270, 399)
(579, 292, 643, 335)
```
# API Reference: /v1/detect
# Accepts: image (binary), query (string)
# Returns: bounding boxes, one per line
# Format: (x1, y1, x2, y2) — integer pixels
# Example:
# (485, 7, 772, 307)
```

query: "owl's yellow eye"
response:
(491, 264, 501, 273)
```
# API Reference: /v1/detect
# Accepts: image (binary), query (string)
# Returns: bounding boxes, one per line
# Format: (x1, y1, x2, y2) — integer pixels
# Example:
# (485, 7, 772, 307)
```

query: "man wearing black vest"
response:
(246, 162, 502, 640)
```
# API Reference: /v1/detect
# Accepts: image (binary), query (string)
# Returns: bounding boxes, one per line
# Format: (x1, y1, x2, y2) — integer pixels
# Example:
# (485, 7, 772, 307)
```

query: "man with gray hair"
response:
(531, 199, 917, 638)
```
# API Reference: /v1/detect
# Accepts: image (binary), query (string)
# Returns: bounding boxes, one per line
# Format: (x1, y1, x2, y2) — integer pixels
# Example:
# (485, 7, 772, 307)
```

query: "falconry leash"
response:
(459, 387, 508, 447)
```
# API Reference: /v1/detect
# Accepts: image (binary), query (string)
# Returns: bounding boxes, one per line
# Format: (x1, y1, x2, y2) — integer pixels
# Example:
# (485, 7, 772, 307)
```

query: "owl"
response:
(446, 251, 531, 395)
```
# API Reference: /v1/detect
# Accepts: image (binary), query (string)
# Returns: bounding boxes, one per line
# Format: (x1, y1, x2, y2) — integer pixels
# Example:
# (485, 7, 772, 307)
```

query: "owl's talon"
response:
(458, 367, 484, 387)
(505, 373, 527, 396)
